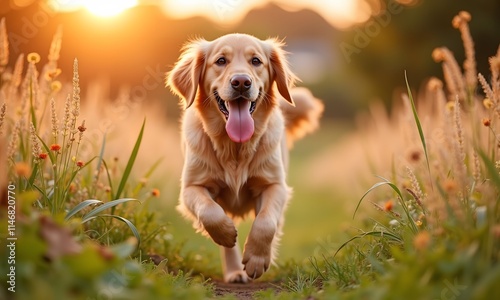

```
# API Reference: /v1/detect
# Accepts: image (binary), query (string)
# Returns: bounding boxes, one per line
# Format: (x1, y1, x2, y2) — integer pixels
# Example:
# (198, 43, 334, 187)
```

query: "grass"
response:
(1, 10, 500, 300)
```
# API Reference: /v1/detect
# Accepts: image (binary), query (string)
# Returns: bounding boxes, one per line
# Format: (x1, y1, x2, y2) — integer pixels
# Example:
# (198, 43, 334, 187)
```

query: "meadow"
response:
(1, 10, 499, 300)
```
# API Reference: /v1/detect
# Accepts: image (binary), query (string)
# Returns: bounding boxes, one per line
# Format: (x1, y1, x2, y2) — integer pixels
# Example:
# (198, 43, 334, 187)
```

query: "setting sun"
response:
(84, 0, 137, 17)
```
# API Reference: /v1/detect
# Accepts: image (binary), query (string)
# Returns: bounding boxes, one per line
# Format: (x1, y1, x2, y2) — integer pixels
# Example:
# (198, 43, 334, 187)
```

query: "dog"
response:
(166, 33, 323, 283)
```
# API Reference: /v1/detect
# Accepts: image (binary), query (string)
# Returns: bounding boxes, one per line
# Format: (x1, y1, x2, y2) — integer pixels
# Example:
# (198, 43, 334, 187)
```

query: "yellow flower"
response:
(483, 98, 493, 109)
(15, 162, 32, 177)
(27, 52, 41, 63)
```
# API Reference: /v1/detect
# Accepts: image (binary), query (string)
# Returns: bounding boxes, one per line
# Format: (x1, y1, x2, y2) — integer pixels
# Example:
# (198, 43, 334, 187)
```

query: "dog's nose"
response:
(230, 75, 252, 92)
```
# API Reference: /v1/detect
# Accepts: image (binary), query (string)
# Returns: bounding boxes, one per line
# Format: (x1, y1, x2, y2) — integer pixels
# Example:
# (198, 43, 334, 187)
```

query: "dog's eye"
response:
(251, 57, 262, 66)
(215, 57, 226, 65)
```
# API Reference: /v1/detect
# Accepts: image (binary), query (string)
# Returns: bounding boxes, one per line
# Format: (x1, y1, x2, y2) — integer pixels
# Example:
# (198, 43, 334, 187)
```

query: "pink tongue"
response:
(225, 100, 254, 143)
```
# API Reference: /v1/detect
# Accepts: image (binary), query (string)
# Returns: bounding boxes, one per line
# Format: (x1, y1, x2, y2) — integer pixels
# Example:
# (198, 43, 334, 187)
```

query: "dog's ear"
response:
(265, 38, 299, 106)
(166, 39, 207, 109)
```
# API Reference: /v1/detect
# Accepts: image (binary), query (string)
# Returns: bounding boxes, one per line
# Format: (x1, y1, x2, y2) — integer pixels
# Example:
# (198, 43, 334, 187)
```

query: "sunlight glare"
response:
(160, 0, 368, 28)
(51, 0, 138, 17)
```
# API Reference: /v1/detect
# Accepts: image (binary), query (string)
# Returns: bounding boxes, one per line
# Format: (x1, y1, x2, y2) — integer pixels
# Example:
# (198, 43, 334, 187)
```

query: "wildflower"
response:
(76, 161, 85, 168)
(38, 153, 48, 160)
(44, 68, 62, 81)
(407, 149, 421, 163)
(151, 188, 160, 197)
(27, 52, 41, 63)
(69, 183, 76, 193)
(483, 98, 493, 109)
(50, 80, 62, 92)
(482, 118, 491, 127)
(443, 178, 457, 193)
(50, 144, 61, 152)
(78, 121, 86, 132)
(445, 101, 455, 112)
(384, 200, 393, 212)
(15, 162, 32, 177)
(413, 231, 431, 251)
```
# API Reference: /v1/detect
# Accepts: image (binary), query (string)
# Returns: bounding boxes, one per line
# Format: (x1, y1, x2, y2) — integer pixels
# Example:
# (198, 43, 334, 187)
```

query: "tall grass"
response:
(0, 17, 216, 300)
(0, 18, 150, 244)
(309, 11, 500, 299)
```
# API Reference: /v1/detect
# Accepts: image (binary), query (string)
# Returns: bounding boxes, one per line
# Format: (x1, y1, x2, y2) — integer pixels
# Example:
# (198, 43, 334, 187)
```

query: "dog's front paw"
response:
(242, 250, 270, 280)
(201, 206, 237, 248)
(224, 270, 249, 283)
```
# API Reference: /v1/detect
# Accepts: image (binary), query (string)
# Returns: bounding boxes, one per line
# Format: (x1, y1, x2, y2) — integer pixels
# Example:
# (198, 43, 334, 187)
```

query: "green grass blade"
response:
(83, 214, 141, 248)
(114, 118, 146, 200)
(405, 71, 433, 190)
(478, 149, 500, 188)
(353, 181, 391, 219)
(334, 230, 402, 257)
(82, 198, 138, 222)
(132, 157, 164, 196)
(65, 199, 102, 221)
(102, 159, 114, 201)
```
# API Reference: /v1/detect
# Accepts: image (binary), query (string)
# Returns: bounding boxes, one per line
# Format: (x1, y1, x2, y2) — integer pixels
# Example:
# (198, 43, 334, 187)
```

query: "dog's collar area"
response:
(214, 91, 256, 119)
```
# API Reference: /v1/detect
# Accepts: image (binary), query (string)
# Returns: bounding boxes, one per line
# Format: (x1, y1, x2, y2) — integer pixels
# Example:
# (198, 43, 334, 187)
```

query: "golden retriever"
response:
(166, 33, 323, 283)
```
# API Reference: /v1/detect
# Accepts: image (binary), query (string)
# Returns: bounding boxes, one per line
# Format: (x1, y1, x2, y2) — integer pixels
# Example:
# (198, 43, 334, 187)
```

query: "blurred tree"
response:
(340, 0, 500, 110)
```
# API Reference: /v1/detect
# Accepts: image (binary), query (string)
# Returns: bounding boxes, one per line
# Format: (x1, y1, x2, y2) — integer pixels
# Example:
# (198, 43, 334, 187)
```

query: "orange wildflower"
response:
(50, 144, 61, 151)
(151, 188, 160, 197)
(384, 200, 394, 212)
(413, 231, 431, 251)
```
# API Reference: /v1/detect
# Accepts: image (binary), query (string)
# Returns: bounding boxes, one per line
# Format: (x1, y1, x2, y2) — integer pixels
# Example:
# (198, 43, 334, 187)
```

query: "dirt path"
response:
(213, 281, 280, 299)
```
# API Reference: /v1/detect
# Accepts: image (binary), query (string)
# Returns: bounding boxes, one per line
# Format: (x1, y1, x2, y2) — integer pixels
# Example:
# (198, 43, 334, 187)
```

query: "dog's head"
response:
(166, 33, 297, 143)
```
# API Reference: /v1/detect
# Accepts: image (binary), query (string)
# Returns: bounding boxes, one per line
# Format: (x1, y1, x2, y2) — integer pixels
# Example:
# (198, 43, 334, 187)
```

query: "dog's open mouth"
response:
(215, 91, 256, 118)
(214, 91, 256, 143)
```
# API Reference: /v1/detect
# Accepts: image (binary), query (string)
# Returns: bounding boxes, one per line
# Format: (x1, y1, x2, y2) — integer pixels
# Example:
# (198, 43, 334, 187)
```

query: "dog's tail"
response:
(280, 87, 324, 148)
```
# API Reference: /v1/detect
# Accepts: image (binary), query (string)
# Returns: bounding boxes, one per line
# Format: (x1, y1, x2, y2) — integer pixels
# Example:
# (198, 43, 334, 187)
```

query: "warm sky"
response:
(46, 0, 371, 29)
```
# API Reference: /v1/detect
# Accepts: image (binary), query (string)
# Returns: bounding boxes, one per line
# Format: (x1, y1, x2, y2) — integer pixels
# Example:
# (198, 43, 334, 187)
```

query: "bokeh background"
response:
(2, 0, 500, 268)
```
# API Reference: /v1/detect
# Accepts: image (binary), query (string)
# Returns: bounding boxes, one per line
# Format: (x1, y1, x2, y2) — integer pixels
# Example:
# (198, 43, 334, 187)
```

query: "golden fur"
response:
(166, 33, 323, 283)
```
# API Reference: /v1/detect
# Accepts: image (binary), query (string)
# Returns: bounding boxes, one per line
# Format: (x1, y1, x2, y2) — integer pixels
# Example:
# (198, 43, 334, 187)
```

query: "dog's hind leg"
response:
(220, 242, 249, 283)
